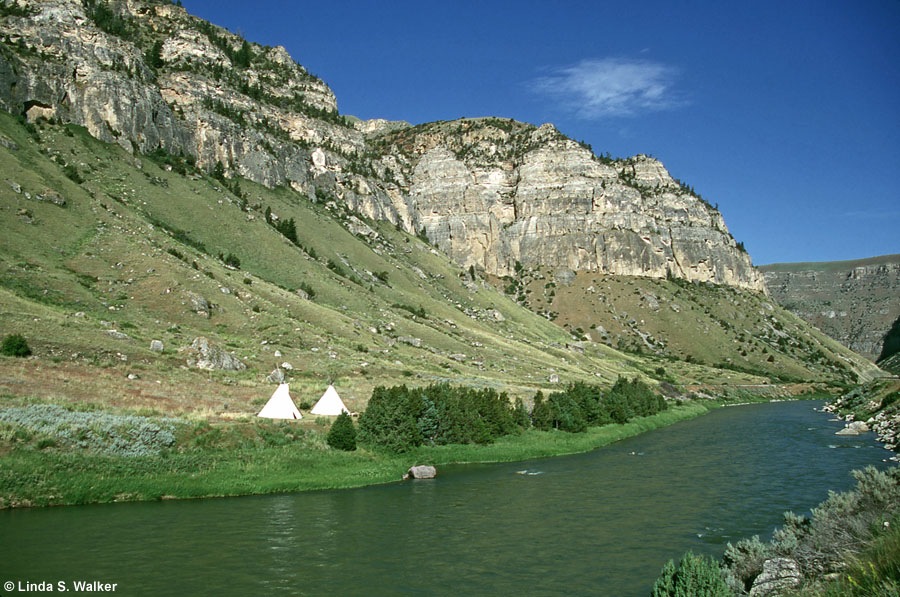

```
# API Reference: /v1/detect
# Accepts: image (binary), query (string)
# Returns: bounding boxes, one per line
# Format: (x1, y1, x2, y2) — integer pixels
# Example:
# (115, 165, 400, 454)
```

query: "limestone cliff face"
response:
(0, 0, 387, 205)
(0, 0, 766, 293)
(760, 256, 900, 361)
(372, 119, 766, 291)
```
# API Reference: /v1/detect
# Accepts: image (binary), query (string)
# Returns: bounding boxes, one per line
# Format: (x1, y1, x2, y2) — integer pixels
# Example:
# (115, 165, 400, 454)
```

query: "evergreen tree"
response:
(358, 385, 423, 452)
(547, 391, 586, 432)
(326, 412, 357, 451)
(274, 217, 299, 245)
(531, 391, 552, 431)
(233, 40, 252, 68)
(212, 160, 225, 182)
(144, 39, 164, 70)
(417, 396, 440, 446)
(513, 396, 530, 429)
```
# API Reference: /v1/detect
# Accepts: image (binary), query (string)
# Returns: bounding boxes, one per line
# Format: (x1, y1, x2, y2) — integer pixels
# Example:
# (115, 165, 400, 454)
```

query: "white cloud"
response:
(531, 58, 683, 118)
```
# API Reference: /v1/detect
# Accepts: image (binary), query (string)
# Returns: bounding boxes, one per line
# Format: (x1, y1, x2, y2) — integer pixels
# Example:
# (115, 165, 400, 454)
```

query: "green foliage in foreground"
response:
(1, 333, 31, 357)
(0, 402, 708, 508)
(652, 551, 731, 597)
(658, 465, 900, 596)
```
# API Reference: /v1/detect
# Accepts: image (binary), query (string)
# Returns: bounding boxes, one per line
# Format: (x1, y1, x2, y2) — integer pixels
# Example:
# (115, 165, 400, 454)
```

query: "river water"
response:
(0, 401, 892, 596)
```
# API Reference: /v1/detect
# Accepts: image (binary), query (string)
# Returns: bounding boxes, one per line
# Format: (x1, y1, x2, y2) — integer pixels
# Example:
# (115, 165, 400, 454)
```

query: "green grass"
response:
(0, 403, 709, 508)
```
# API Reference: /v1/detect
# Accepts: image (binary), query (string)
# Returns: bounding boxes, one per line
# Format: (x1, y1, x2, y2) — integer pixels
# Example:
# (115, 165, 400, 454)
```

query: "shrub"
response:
(273, 217, 299, 245)
(722, 535, 770, 592)
(326, 412, 357, 451)
(298, 282, 316, 299)
(1, 334, 31, 357)
(651, 551, 731, 597)
(220, 253, 240, 268)
(63, 163, 83, 184)
(721, 465, 900, 591)
(392, 303, 426, 318)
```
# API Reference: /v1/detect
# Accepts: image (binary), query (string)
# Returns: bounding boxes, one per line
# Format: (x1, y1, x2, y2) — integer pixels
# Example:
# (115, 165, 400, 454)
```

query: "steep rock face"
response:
(0, 0, 395, 210)
(0, 0, 765, 293)
(760, 255, 900, 361)
(376, 120, 766, 291)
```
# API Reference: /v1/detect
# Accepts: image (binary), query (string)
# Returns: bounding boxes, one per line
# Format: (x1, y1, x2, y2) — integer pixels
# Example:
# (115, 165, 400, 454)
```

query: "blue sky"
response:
(182, 1, 899, 265)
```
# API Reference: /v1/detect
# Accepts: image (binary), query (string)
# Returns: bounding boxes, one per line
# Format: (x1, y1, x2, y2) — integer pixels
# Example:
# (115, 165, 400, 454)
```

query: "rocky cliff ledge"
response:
(0, 0, 766, 293)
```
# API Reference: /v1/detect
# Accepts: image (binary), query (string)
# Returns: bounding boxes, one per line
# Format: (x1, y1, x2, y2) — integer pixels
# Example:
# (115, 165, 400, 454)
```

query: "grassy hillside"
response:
(491, 266, 878, 386)
(0, 111, 648, 415)
(0, 112, 878, 424)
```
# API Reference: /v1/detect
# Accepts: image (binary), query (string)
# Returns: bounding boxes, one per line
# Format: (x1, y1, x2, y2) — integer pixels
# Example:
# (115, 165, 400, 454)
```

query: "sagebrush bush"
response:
(722, 535, 770, 592)
(0, 404, 179, 456)
(651, 551, 732, 597)
(721, 465, 900, 592)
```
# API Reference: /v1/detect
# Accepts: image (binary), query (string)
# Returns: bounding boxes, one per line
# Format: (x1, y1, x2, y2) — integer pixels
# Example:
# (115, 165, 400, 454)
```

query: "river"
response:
(0, 401, 891, 596)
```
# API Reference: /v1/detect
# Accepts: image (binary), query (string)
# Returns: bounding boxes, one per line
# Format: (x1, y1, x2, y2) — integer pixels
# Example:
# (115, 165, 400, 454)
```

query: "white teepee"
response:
(310, 384, 349, 415)
(257, 384, 302, 419)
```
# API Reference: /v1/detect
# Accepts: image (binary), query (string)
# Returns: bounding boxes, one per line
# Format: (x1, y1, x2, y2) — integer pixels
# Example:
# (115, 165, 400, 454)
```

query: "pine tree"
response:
(326, 412, 357, 451)
(417, 397, 440, 446)
(513, 397, 530, 429)
(531, 391, 552, 431)
(144, 39, 164, 70)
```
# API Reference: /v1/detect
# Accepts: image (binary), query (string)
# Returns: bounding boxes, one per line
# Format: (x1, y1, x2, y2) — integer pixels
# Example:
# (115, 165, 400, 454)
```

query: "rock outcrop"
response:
(761, 255, 900, 360)
(186, 337, 245, 371)
(0, 0, 766, 293)
(375, 120, 765, 291)
(748, 558, 801, 597)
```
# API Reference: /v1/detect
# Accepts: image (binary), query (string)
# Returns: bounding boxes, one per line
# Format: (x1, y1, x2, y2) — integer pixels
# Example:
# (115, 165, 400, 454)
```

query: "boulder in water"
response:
(405, 465, 437, 480)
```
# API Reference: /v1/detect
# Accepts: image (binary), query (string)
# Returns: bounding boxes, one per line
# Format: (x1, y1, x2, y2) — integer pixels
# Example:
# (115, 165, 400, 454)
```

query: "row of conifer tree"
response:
(355, 378, 666, 453)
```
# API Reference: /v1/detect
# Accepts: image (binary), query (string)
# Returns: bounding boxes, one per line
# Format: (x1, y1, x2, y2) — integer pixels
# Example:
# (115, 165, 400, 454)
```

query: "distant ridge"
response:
(760, 254, 900, 361)
(760, 254, 900, 274)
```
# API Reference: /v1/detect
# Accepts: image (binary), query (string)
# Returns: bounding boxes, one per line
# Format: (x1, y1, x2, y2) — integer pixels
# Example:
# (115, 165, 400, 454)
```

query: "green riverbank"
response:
(0, 402, 710, 509)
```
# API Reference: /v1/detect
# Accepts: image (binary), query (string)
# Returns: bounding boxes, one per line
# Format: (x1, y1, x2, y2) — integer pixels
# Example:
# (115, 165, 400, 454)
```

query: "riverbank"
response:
(823, 378, 900, 461)
(0, 402, 710, 509)
(650, 382, 900, 597)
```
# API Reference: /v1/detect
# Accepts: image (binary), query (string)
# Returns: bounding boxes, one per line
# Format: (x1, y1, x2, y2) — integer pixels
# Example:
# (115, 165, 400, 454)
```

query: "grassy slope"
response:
(494, 267, 878, 386)
(0, 111, 665, 414)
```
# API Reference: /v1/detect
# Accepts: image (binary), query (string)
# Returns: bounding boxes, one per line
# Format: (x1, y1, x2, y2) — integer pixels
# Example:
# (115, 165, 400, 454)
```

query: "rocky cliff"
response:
(368, 119, 765, 290)
(0, 0, 765, 292)
(760, 255, 900, 361)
